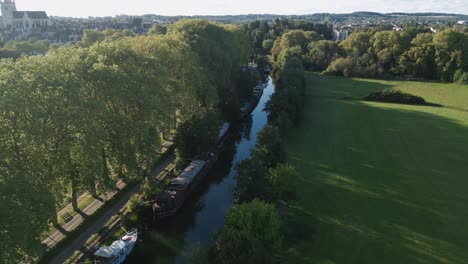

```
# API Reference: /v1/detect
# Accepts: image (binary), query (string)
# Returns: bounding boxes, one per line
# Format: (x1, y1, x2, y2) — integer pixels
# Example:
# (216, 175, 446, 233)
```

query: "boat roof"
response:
(94, 240, 126, 258)
(218, 122, 230, 139)
(171, 160, 206, 186)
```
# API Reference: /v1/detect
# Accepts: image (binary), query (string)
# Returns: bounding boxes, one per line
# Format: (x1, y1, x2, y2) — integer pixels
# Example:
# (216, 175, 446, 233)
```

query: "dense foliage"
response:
(241, 19, 332, 56)
(214, 199, 283, 264)
(328, 29, 468, 83)
(263, 24, 468, 84)
(0, 19, 251, 262)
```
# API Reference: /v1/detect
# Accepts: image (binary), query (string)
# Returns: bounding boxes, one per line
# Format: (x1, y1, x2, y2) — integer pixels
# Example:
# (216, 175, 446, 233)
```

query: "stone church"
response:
(0, 0, 49, 30)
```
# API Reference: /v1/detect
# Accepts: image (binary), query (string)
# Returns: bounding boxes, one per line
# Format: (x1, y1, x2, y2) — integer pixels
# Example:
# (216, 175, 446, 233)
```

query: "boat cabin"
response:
(94, 229, 137, 264)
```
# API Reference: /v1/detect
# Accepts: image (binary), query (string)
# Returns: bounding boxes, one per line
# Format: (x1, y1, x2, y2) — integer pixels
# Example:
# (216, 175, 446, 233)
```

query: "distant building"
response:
(457, 20, 468, 25)
(1, 0, 50, 30)
(332, 29, 349, 42)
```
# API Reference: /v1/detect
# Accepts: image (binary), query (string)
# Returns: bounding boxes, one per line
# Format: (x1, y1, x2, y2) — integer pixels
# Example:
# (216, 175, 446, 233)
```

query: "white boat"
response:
(94, 229, 137, 264)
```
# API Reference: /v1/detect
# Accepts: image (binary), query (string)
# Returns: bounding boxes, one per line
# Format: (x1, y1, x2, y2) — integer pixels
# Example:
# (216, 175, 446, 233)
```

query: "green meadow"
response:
(287, 73, 468, 264)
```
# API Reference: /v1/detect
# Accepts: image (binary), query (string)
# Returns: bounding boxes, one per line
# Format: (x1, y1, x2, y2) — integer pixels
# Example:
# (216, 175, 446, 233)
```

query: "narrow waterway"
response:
(127, 77, 275, 263)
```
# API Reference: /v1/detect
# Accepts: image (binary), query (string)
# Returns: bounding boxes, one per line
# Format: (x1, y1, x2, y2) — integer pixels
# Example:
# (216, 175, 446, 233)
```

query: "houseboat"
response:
(240, 84, 264, 118)
(152, 153, 219, 219)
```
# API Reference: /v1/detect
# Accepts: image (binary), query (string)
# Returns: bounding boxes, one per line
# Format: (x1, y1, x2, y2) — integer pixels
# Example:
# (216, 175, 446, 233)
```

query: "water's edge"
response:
(127, 78, 276, 263)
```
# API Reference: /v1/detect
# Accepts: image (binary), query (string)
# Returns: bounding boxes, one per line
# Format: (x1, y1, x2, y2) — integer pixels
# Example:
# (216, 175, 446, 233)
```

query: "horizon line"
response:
(49, 11, 468, 19)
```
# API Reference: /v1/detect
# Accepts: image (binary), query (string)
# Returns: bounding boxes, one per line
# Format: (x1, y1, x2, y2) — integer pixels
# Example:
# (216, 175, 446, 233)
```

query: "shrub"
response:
(455, 72, 468, 85)
(324, 57, 355, 77)
(453, 69, 464, 83)
(365, 89, 427, 105)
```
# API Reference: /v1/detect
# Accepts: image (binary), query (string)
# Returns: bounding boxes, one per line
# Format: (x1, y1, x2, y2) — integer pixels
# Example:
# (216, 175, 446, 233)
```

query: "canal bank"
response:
(126, 77, 276, 263)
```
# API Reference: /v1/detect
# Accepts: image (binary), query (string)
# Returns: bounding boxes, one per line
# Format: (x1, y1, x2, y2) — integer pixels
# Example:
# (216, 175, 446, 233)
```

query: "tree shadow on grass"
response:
(286, 75, 468, 264)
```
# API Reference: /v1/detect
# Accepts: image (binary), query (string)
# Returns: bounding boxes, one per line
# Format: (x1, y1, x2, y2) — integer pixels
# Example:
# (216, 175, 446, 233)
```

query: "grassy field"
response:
(286, 73, 468, 264)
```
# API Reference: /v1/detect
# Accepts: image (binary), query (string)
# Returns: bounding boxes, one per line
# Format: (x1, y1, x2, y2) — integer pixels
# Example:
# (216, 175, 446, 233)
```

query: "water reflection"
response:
(127, 78, 275, 264)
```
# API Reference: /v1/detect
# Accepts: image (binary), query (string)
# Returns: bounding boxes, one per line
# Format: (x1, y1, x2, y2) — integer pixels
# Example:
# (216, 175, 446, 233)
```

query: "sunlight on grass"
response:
(286, 73, 468, 264)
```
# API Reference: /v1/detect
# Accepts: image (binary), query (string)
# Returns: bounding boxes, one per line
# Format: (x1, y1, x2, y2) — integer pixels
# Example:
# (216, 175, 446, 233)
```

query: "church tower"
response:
(1, 0, 17, 29)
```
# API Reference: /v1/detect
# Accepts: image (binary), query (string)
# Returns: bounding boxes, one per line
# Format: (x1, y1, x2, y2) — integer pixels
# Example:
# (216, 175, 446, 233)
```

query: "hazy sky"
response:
(14, 0, 468, 17)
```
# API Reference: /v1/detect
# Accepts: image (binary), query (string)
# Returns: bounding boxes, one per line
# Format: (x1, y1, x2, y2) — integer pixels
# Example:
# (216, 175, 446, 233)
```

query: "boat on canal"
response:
(152, 82, 265, 220)
(240, 83, 264, 119)
(94, 229, 138, 264)
(152, 152, 220, 220)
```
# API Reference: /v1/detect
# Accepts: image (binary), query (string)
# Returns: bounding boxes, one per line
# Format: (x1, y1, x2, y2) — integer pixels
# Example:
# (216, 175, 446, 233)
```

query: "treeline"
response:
(0, 39, 54, 59)
(241, 19, 333, 56)
(264, 25, 468, 84)
(0, 19, 252, 263)
(190, 43, 307, 264)
(326, 28, 468, 83)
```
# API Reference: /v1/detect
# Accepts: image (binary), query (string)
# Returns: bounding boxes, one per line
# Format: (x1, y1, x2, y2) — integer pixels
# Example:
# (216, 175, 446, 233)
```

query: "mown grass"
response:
(285, 73, 468, 264)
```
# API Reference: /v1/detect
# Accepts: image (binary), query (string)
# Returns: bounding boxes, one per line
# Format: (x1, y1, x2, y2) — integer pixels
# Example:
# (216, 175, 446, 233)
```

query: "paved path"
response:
(49, 155, 175, 264)
(42, 180, 127, 249)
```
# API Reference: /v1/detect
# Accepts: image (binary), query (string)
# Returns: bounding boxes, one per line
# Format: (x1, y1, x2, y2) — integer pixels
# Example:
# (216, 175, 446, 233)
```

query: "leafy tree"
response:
(280, 29, 321, 53)
(340, 32, 372, 59)
(175, 111, 220, 161)
(369, 31, 412, 72)
(168, 19, 251, 121)
(254, 125, 286, 168)
(275, 47, 303, 70)
(78, 29, 105, 46)
(234, 157, 272, 203)
(399, 33, 436, 78)
(433, 29, 468, 81)
(148, 24, 167, 35)
(268, 163, 299, 200)
(307, 40, 343, 70)
(261, 39, 274, 53)
(214, 199, 283, 264)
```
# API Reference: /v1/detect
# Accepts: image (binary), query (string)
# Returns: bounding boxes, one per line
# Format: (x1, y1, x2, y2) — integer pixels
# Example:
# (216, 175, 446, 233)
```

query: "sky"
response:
(14, 0, 468, 18)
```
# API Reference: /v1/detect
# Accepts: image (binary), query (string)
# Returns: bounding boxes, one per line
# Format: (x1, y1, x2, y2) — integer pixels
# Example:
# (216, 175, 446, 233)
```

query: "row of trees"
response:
(0, 39, 54, 59)
(266, 25, 468, 84)
(326, 28, 468, 83)
(0, 19, 252, 263)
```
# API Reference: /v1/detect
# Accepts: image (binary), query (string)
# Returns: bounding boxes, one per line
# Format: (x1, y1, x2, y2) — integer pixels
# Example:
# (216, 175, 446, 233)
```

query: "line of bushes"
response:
(189, 56, 306, 264)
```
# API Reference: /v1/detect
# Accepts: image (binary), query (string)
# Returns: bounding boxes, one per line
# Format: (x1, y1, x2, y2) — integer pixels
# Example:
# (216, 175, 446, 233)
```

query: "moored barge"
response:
(152, 153, 219, 219)
(152, 81, 266, 220)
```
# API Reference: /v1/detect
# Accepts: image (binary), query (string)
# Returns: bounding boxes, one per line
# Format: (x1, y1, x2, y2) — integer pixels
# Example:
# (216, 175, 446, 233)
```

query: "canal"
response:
(127, 77, 276, 263)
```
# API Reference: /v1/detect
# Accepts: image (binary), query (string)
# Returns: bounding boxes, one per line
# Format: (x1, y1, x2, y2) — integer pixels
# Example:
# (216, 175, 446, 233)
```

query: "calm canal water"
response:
(127, 77, 275, 264)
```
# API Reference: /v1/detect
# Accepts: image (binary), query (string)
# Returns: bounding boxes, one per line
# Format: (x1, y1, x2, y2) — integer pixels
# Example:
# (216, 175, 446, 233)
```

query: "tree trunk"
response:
(51, 210, 59, 227)
(71, 178, 79, 212)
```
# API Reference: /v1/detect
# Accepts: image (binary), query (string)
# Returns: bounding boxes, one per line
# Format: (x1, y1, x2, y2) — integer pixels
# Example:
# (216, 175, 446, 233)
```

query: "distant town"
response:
(0, 0, 467, 44)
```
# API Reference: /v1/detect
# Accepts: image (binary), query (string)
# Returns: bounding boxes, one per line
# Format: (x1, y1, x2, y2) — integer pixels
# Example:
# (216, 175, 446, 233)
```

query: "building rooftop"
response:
(13, 11, 48, 19)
